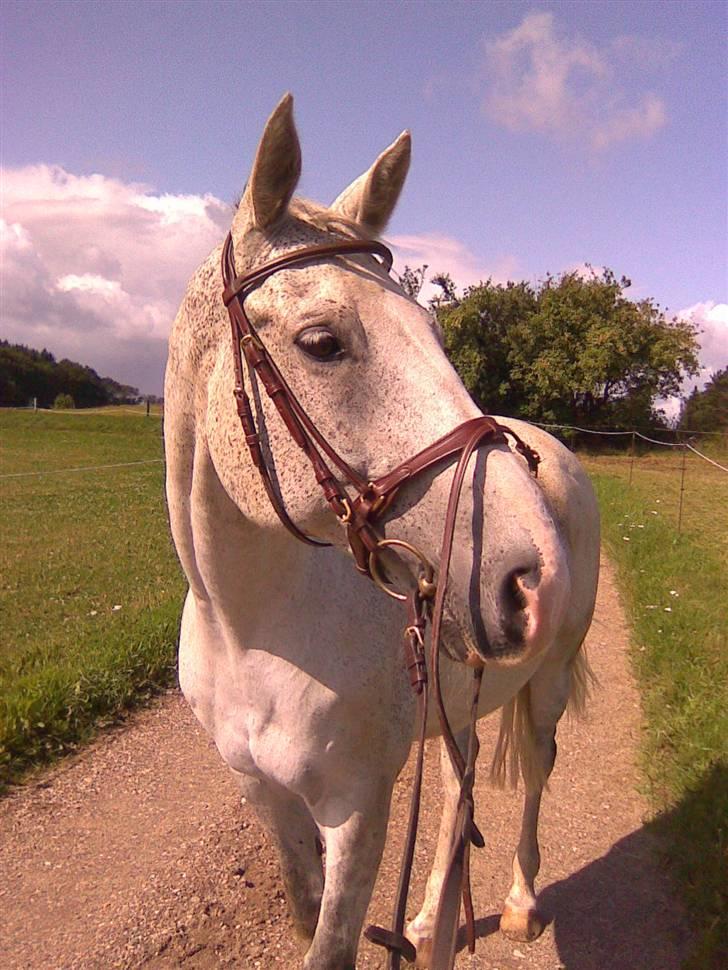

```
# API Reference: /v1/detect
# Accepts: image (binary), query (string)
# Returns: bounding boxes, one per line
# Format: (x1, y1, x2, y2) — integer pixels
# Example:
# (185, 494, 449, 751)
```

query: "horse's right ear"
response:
(237, 93, 301, 231)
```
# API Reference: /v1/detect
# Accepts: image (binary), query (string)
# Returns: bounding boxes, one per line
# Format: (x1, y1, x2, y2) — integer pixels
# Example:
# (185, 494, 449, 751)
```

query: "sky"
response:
(1, 0, 726, 402)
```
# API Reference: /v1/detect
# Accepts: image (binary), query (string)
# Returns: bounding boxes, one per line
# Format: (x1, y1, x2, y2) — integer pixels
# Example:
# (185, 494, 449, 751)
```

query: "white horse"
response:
(164, 94, 599, 969)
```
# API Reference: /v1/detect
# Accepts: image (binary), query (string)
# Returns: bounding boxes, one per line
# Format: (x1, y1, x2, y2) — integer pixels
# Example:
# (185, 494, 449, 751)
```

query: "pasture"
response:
(1, 411, 725, 963)
(0, 409, 184, 786)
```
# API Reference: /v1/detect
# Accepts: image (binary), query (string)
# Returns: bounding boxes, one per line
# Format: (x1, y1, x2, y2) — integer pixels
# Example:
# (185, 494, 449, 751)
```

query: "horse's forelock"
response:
(234, 196, 376, 271)
(288, 198, 374, 242)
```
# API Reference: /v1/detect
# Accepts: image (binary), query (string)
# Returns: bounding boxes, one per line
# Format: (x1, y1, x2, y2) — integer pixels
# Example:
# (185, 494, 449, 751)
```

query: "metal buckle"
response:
(369, 538, 436, 602)
(240, 332, 265, 354)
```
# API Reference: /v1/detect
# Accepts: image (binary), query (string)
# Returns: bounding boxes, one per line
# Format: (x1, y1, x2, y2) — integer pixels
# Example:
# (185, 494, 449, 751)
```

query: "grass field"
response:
(0, 409, 184, 787)
(2, 411, 726, 963)
(583, 450, 727, 967)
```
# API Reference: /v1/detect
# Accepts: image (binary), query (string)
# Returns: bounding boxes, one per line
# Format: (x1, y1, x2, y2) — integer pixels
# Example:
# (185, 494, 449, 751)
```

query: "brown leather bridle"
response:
(221, 231, 540, 970)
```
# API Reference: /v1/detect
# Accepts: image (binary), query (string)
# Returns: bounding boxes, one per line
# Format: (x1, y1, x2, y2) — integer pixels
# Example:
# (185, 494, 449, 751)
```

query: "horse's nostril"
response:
(504, 568, 528, 614)
(496, 563, 540, 652)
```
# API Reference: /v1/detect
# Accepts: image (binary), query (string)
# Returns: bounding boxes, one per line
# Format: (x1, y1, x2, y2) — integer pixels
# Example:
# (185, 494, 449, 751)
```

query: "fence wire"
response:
(534, 421, 727, 537)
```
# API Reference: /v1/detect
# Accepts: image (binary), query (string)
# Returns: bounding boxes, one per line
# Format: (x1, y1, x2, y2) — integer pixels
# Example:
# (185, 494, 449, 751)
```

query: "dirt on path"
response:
(1, 556, 692, 969)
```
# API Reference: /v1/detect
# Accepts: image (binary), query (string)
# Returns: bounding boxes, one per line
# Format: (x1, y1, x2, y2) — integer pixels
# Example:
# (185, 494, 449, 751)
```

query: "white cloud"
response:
(388, 232, 518, 304)
(659, 301, 728, 421)
(56, 273, 123, 297)
(481, 12, 668, 150)
(678, 301, 728, 378)
(0, 165, 230, 394)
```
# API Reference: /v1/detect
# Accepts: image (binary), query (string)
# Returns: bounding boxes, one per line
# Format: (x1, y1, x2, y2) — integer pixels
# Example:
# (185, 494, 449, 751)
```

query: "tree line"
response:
(2, 273, 723, 431)
(399, 265, 722, 432)
(0, 341, 142, 409)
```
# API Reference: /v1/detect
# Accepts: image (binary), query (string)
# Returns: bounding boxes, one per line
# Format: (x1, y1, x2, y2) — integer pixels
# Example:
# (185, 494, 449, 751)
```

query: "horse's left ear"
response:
(331, 131, 411, 233)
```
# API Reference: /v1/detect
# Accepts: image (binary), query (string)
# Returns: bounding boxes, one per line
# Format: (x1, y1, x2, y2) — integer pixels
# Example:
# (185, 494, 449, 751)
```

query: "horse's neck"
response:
(203, 516, 402, 661)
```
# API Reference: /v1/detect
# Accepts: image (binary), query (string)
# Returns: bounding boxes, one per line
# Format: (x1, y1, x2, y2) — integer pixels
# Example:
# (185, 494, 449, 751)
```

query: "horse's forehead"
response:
(246, 259, 393, 323)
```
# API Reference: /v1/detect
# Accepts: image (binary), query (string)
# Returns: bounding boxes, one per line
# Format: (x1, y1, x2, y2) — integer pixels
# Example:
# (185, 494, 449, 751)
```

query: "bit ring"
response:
(369, 538, 436, 601)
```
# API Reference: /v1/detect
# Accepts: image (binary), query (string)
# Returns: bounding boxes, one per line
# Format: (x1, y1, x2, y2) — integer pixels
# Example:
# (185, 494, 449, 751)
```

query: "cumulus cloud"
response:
(481, 12, 668, 150)
(659, 301, 728, 421)
(678, 301, 728, 378)
(1, 165, 230, 394)
(388, 232, 518, 304)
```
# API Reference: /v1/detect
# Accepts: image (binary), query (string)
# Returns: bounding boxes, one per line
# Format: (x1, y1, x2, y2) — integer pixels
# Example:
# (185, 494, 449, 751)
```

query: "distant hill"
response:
(0, 341, 141, 408)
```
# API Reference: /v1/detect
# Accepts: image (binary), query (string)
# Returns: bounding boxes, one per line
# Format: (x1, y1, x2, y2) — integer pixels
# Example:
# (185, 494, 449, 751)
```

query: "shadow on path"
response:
(458, 823, 692, 969)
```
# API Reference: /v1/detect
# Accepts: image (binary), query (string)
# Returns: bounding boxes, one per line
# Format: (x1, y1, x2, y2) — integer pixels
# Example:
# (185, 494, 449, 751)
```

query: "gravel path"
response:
(1, 556, 692, 969)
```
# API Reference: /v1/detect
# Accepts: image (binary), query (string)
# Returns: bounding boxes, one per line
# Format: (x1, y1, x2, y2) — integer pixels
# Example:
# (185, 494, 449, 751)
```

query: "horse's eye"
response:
(295, 327, 344, 361)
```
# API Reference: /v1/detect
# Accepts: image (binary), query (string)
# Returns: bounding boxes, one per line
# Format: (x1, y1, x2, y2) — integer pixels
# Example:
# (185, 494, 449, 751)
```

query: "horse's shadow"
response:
(456, 816, 698, 968)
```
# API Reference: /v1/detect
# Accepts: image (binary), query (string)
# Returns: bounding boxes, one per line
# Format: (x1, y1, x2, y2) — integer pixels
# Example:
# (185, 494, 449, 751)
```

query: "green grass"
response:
(2, 412, 726, 962)
(0, 409, 185, 787)
(583, 451, 727, 967)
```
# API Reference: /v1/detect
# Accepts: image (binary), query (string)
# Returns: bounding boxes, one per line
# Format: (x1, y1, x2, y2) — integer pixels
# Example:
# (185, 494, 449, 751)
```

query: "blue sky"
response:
(2, 0, 726, 396)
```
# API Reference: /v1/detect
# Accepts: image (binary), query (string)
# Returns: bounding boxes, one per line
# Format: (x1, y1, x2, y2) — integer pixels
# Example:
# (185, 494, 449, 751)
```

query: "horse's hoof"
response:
(499, 903, 546, 942)
(405, 924, 432, 967)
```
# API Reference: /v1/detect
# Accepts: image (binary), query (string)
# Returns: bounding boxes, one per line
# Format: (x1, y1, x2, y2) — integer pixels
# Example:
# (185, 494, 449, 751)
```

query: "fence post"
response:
(146, 397, 150, 417)
(677, 430, 687, 533)
(629, 430, 636, 485)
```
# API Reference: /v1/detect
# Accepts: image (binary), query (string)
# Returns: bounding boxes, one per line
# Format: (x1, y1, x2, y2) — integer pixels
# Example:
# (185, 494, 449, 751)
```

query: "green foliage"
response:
(398, 264, 428, 299)
(441, 279, 537, 415)
(680, 367, 728, 433)
(0, 410, 185, 787)
(429, 272, 459, 311)
(0, 340, 140, 408)
(53, 392, 75, 410)
(439, 269, 700, 428)
(588, 460, 727, 965)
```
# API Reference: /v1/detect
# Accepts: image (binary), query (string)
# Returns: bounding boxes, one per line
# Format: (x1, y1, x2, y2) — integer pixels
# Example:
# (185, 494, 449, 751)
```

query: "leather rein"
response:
(221, 231, 540, 969)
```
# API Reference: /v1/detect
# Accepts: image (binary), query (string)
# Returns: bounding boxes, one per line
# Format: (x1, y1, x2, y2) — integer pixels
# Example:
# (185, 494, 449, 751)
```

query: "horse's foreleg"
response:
(232, 771, 324, 946)
(499, 658, 573, 942)
(405, 727, 470, 968)
(303, 776, 393, 970)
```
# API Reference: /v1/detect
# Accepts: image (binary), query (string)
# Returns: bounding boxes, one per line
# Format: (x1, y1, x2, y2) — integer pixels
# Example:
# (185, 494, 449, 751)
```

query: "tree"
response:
(680, 368, 728, 432)
(428, 273, 459, 312)
(53, 393, 75, 409)
(0, 341, 140, 408)
(398, 264, 428, 299)
(441, 280, 536, 415)
(437, 268, 700, 428)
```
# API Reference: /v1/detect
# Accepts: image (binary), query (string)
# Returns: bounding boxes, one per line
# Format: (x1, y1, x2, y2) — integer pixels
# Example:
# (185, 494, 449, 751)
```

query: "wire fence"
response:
(2, 407, 726, 535)
(532, 421, 728, 534)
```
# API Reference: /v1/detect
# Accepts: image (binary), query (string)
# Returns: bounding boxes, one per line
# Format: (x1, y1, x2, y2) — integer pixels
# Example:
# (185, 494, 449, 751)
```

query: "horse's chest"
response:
(185, 634, 396, 797)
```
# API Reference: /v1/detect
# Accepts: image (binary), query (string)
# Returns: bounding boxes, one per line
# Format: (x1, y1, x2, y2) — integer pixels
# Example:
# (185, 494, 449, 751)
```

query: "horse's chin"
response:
(441, 613, 550, 670)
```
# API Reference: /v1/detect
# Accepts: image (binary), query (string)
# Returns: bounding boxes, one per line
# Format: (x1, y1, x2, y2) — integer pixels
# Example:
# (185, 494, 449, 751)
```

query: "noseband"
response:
(221, 231, 540, 969)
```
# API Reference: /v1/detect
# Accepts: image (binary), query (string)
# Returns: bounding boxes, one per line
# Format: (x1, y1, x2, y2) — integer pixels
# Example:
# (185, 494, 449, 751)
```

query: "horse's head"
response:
(207, 94, 570, 666)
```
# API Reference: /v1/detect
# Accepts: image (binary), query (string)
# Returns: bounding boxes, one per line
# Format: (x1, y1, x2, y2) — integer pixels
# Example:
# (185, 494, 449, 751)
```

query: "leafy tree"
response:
(428, 272, 459, 312)
(438, 268, 699, 429)
(53, 393, 75, 410)
(398, 264, 428, 299)
(0, 341, 140, 408)
(680, 368, 728, 432)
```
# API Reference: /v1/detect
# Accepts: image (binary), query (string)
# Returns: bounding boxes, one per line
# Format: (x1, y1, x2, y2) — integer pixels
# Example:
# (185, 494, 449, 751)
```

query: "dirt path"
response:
(1, 556, 692, 969)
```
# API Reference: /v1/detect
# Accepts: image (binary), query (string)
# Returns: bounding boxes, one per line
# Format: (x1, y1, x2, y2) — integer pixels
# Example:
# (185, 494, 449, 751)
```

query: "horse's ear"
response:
(330, 131, 411, 233)
(240, 93, 302, 230)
